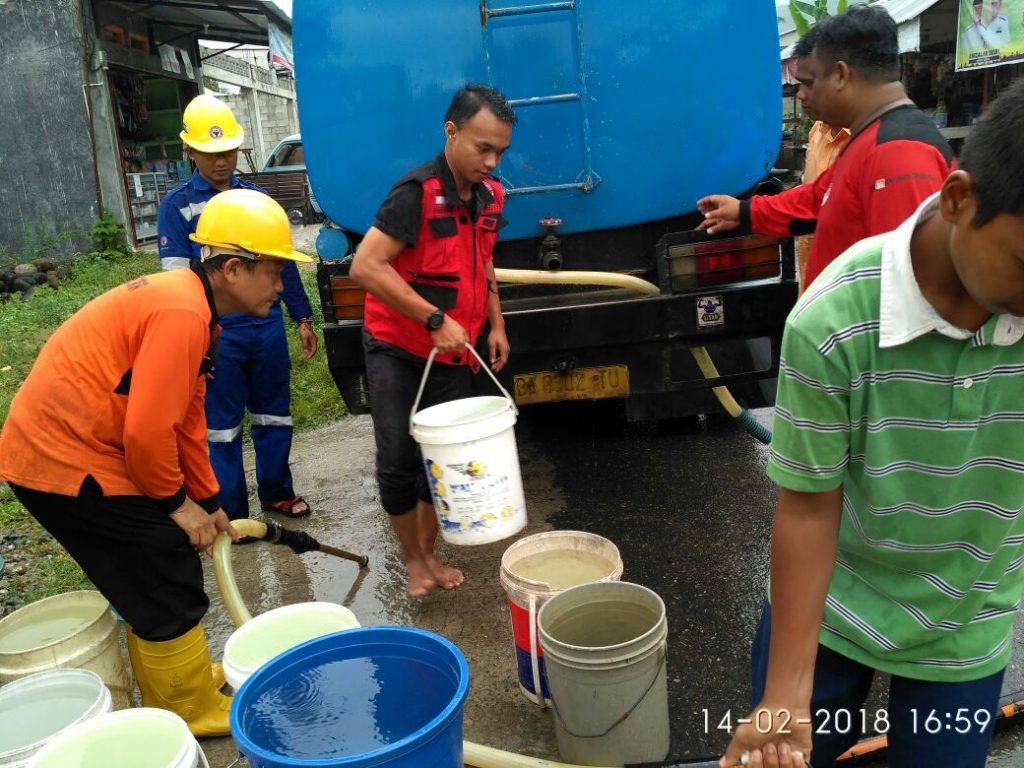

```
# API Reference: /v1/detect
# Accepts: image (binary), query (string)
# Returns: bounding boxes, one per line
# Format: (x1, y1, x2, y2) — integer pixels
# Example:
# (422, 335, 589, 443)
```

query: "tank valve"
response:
(538, 217, 563, 271)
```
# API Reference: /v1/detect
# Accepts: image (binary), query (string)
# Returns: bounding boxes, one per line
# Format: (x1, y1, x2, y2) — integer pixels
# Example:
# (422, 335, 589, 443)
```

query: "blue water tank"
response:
(294, 0, 781, 242)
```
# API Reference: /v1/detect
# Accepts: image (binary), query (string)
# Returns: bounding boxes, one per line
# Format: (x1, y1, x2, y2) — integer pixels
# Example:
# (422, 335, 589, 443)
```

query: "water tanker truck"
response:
(294, 0, 799, 421)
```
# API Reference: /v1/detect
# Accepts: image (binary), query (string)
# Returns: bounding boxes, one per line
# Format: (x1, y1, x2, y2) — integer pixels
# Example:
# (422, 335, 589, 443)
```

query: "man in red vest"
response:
(351, 84, 516, 597)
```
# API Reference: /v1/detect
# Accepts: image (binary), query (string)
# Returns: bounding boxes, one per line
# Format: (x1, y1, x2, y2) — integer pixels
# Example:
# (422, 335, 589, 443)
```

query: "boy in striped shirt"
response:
(720, 81, 1024, 768)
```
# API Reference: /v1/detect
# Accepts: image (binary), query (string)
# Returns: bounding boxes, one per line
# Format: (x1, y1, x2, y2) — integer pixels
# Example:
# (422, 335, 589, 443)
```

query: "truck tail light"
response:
(329, 275, 366, 321)
(663, 234, 782, 291)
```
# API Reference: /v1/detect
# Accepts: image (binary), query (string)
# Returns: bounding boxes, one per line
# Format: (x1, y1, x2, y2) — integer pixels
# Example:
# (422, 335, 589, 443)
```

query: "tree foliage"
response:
(789, 0, 849, 36)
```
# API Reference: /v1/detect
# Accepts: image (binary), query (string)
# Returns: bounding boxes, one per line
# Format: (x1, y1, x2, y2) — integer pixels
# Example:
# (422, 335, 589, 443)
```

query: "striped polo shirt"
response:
(768, 194, 1024, 682)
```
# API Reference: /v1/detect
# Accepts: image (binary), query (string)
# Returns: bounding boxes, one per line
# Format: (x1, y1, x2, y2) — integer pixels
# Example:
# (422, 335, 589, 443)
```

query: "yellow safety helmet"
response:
(190, 189, 312, 263)
(180, 94, 244, 153)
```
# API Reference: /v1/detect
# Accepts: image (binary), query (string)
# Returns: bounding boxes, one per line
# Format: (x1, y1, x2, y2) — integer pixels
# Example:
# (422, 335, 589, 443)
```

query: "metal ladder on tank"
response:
(480, 0, 602, 197)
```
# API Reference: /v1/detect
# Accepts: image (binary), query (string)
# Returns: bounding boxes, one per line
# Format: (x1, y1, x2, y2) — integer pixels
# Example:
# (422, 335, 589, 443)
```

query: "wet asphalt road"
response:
(199, 402, 1024, 767)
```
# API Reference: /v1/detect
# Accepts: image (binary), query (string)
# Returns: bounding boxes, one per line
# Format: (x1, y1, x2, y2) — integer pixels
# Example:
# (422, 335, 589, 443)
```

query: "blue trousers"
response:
(205, 315, 294, 520)
(751, 603, 1004, 767)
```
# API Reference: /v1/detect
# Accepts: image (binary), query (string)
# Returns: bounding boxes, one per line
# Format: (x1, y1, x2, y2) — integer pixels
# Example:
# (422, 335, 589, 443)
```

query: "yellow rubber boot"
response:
(212, 662, 226, 690)
(127, 624, 233, 738)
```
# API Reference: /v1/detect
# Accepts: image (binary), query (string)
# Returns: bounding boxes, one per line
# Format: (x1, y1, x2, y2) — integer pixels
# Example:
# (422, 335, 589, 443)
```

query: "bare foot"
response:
(425, 554, 464, 590)
(405, 557, 438, 598)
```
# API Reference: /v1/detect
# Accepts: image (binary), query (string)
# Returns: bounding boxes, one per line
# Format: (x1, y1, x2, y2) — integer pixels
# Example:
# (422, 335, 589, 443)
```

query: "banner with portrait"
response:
(956, 0, 1024, 70)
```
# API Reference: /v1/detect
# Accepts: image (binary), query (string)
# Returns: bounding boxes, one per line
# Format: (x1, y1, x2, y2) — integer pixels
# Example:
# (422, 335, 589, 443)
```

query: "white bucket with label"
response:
(410, 346, 527, 545)
(0, 591, 133, 710)
(27, 708, 208, 768)
(0, 668, 111, 768)
(222, 602, 360, 690)
(538, 581, 670, 765)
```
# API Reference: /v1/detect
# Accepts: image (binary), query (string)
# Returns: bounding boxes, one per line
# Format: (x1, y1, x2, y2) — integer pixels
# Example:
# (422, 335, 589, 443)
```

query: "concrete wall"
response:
(222, 89, 298, 170)
(0, 0, 96, 255)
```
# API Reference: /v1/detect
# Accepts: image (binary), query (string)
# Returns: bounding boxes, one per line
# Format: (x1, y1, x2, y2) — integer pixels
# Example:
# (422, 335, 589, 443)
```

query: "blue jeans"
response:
(751, 604, 1004, 768)
(206, 315, 294, 520)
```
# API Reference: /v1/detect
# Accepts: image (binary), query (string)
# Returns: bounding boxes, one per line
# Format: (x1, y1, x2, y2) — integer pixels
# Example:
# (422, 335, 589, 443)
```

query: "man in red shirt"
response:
(698, 6, 953, 289)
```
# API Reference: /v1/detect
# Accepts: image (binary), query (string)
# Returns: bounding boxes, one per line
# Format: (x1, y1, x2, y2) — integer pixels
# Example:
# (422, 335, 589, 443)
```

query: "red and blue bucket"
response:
(498, 531, 623, 706)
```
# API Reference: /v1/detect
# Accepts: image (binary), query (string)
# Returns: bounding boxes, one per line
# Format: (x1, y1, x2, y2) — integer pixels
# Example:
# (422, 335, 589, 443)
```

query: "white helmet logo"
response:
(209, 125, 223, 139)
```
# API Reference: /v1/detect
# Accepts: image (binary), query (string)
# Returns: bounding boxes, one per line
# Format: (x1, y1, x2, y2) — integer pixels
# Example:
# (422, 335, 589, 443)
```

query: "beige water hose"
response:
(493, 268, 771, 444)
(213, 518, 268, 627)
(493, 268, 660, 296)
(463, 742, 619, 767)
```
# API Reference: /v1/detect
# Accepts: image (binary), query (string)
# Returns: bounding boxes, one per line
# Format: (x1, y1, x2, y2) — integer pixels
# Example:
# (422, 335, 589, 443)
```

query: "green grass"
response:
(0, 251, 348, 605)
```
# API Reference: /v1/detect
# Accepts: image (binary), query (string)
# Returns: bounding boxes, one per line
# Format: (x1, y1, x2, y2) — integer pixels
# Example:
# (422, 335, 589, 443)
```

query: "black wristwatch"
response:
(425, 308, 445, 331)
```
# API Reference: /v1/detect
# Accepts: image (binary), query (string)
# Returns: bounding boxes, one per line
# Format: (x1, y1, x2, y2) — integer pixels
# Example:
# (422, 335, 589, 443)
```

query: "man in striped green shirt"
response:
(721, 81, 1024, 768)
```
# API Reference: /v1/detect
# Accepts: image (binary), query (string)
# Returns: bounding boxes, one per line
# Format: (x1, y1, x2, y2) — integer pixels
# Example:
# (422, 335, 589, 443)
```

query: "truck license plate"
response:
(513, 365, 630, 405)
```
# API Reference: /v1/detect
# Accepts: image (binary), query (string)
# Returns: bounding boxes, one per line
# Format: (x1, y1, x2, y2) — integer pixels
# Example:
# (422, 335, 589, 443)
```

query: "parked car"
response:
(256, 133, 322, 221)
(261, 133, 306, 173)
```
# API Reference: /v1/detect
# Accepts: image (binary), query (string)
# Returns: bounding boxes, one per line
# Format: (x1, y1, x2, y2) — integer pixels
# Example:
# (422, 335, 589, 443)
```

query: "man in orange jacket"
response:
(0, 190, 311, 738)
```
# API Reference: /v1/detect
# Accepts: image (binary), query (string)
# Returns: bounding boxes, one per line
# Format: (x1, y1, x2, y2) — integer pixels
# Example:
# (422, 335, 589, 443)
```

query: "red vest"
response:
(364, 174, 505, 364)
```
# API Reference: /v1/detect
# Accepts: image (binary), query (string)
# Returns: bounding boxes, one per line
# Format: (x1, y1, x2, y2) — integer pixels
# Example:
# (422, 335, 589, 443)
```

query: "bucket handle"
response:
(409, 345, 519, 435)
(551, 647, 667, 739)
(529, 593, 548, 709)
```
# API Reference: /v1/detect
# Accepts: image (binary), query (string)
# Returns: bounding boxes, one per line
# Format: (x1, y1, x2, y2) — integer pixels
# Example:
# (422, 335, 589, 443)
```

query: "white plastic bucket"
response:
(0, 591, 133, 710)
(222, 602, 360, 690)
(499, 531, 623, 706)
(410, 347, 528, 545)
(538, 581, 670, 765)
(26, 708, 207, 768)
(0, 668, 111, 768)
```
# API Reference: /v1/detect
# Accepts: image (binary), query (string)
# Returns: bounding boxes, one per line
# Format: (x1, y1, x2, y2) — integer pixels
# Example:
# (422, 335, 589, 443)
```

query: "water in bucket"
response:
(223, 602, 360, 690)
(510, 549, 617, 591)
(0, 669, 111, 768)
(410, 347, 528, 546)
(26, 708, 204, 768)
(0, 591, 133, 710)
(499, 531, 623, 706)
(0, 605, 98, 652)
(232, 626, 470, 768)
(244, 656, 454, 759)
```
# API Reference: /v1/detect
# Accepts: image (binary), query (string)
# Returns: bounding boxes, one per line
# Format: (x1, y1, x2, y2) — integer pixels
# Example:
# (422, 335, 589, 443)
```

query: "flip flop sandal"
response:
(260, 496, 312, 518)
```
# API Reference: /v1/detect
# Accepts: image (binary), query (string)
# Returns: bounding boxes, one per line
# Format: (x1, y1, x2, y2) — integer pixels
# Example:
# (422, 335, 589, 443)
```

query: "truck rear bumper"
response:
(322, 278, 797, 420)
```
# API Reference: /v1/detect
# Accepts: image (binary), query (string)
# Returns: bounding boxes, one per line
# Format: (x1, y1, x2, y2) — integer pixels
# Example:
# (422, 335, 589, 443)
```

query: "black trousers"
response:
(10, 476, 208, 642)
(364, 337, 471, 516)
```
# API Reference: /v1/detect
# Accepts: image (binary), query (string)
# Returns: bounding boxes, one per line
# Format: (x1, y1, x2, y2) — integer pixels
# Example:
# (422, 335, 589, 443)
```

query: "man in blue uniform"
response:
(158, 94, 318, 520)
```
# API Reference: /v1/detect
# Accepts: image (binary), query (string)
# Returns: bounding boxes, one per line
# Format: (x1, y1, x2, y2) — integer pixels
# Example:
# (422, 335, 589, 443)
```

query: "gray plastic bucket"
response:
(538, 581, 670, 765)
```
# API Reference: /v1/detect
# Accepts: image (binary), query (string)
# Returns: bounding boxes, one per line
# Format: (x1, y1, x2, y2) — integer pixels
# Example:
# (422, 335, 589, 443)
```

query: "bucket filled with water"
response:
(26, 708, 205, 768)
(0, 590, 133, 709)
(0, 668, 111, 768)
(499, 531, 623, 705)
(410, 347, 527, 545)
(231, 626, 470, 768)
(223, 602, 360, 690)
(538, 581, 669, 765)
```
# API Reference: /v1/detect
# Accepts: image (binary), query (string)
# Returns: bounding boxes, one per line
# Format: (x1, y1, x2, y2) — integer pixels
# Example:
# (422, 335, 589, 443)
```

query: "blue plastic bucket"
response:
(230, 626, 470, 768)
